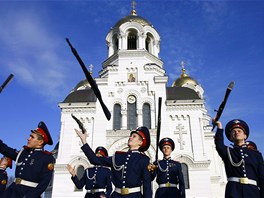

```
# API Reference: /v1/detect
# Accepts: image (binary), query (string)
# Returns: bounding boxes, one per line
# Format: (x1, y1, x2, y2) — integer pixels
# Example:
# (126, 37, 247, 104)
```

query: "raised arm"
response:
(0, 139, 18, 160)
(75, 129, 112, 167)
(213, 120, 228, 160)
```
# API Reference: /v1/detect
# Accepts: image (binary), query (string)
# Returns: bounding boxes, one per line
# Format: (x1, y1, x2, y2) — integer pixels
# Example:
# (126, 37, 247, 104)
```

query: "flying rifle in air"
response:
(0, 74, 14, 94)
(66, 38, 111, 121)
(71, 114, 86, 134)
(212, 81, 235, 131)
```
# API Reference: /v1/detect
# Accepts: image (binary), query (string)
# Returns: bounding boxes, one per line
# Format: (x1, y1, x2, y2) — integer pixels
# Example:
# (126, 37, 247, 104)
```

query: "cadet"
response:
(0, 121, 55, 197)
(214, 119, 264, 197)
(0, 156, 12, 195)
(75, 126, 152, 198)
(151, 138, 185, 198)
(67, 146, 112, 198)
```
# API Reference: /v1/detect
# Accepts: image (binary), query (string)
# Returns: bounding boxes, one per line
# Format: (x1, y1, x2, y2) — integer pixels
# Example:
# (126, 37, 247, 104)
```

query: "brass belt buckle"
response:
(121, 188, 129, 195)
(91, 189, 95, 194)
(239, 177, 249, 184)
(165, 182, 171, 187)
(15, 178, 22, 185)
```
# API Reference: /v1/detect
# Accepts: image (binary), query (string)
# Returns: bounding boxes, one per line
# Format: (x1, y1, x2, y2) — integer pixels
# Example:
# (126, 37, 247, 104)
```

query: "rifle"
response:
(155, 97, 162, 162)
(212, 81, 235, 131)
(71, 114, 86, 134)
(0, 74, 14, 94)
(66, 38, 111, 121)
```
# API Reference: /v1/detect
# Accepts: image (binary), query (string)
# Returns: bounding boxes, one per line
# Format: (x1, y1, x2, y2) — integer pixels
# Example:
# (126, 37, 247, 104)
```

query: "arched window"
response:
(127, 30, 137, 50)
(145, 33, 154, 54)
(181, 163, 190, 189)
(113, 34, 118, 53)
(113, 104, 121, 130)
(127, 95, 137, 129)
(74, 165, 85, 191)
(143, 103, 151, 129)
(145, 36, 150, 51)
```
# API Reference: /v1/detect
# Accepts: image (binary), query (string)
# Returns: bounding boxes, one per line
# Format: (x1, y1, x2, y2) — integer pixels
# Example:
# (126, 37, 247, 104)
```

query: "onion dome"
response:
(72, 79, 91, 92)
(71, 64, 93, 92)
(172, 62, 198, 87)
(62, 64, 96, 103)
(113, 1, 152, 28)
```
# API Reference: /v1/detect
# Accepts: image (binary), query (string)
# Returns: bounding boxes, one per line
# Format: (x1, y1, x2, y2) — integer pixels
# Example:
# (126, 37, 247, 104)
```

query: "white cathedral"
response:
(47, 5, 227, 198)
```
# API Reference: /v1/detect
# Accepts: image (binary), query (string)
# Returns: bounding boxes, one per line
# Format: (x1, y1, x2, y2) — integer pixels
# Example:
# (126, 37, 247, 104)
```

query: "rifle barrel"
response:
(155, 97, 162, 162)
(212, 81, 235, 130)
(0, 74, 14, 93)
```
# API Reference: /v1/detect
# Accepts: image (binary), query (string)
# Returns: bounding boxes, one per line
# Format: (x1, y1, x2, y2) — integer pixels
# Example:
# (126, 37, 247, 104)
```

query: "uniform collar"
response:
(24, 146, 44, 151)
(232, 144, 247, 148)
(34, 148, 44, 151)
(29, 148, 44, 152)
(129, 150, 140, 154)
(163, 157, 171, 160)
(0, 167, 6, 171)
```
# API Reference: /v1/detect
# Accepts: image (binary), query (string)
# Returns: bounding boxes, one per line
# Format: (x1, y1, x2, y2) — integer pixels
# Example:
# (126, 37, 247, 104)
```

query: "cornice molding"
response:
(174, 154, 211, 169)
(167, 104, 204, 111)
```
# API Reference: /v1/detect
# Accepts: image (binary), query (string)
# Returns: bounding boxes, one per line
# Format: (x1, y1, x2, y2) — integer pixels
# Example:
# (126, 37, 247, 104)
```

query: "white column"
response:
(137, 109, 143, 126)
(107, 41, 114, 57)
(121, 109, 127, 129)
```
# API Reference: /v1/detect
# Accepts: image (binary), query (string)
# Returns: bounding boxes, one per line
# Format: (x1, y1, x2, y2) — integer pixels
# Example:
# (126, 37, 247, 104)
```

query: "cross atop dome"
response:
(89, 64, 93, 76)
(181, 61, 187, 77)
(131, 1, 137, 16)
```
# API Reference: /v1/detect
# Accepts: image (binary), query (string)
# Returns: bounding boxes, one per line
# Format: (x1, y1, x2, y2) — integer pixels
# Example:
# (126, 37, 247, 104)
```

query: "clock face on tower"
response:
(128, 95, 136, 103)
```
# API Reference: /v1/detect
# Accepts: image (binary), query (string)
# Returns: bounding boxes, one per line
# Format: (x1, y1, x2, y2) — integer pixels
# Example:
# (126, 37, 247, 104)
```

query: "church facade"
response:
(49, 6, 226, 198)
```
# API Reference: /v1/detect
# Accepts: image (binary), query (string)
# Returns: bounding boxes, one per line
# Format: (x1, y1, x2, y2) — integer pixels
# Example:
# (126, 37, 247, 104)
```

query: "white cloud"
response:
(0, 6, 73, 102)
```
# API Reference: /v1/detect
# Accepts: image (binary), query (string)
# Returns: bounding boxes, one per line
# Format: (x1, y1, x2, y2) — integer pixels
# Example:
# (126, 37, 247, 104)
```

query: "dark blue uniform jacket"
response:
(0, 168, 8, 195)
(72, 165, 112, 198)
(215, 128, 264, 198)
(0, 139, 55, 198)
(81, 143, 152, 198)
(151, 158, 185, 198)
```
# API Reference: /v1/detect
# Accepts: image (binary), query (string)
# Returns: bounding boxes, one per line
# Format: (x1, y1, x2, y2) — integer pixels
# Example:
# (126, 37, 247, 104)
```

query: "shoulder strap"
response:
(15, 147, 24, 166)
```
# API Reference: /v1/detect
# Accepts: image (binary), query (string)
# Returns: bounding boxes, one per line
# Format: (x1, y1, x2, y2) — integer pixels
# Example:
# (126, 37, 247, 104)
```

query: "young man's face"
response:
(27, 132, 44, 148)
(128, 133, 143, 149)
(96, 152, 103, 157)
(230, 128, 247, 142)
(162, 145, 172, 157)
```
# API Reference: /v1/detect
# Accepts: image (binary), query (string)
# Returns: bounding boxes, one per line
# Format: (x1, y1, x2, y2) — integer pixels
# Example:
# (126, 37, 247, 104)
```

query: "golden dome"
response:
(72, 64, 93, 91)
(73, 79, 91, 91)
(113, 1, 152, 28)
(172, 62, 198, 87)
(172, 75, 198, 87)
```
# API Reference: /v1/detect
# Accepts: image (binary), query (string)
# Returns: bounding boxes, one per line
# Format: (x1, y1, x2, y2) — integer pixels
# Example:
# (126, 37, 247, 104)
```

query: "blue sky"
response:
(1, 1, 264, 176)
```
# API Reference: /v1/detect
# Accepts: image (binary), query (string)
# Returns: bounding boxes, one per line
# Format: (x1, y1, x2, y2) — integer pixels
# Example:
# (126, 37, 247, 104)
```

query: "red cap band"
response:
(36, 127, 48, 144)
(163, 141, 172, 147)
(137, 131, 146, 148)
(230, 124, 246, 133)
(97, 150, 106, 157)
